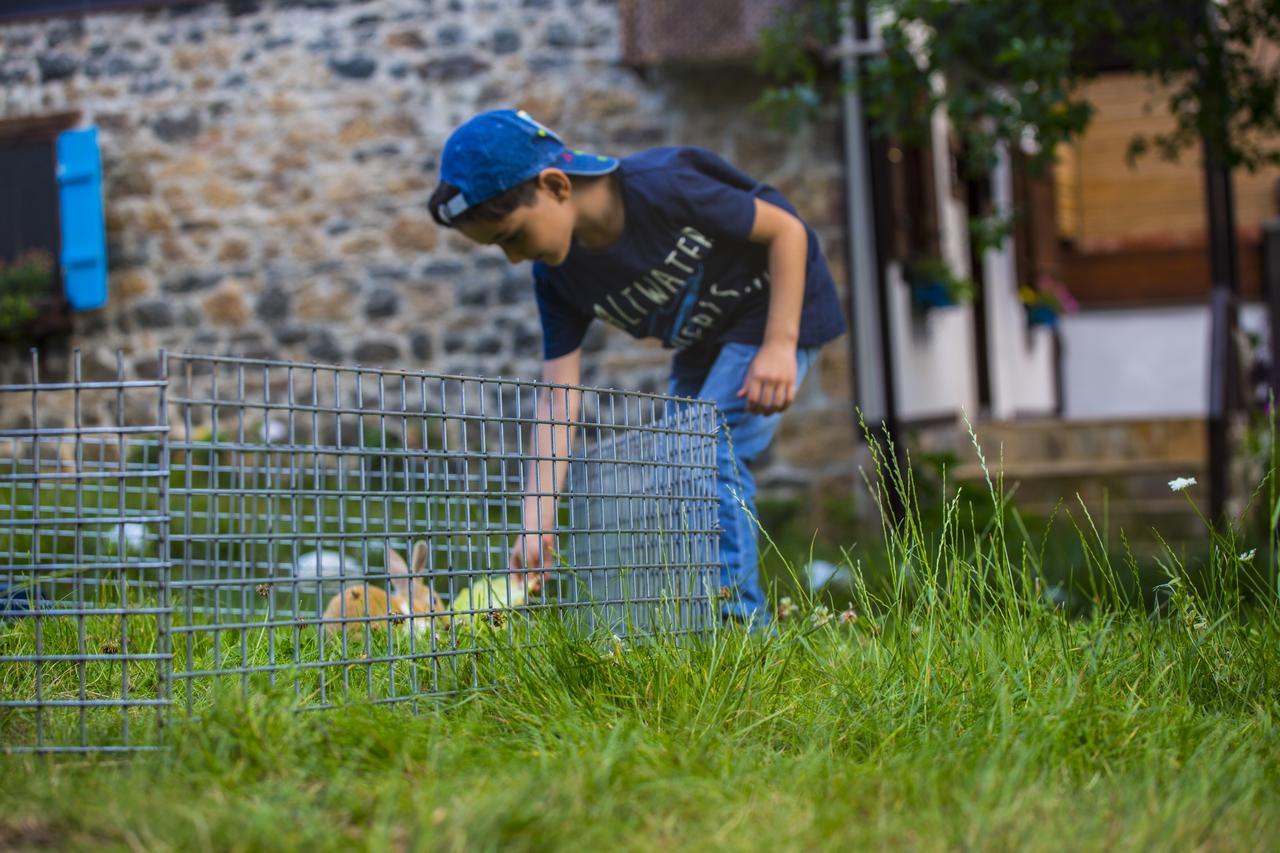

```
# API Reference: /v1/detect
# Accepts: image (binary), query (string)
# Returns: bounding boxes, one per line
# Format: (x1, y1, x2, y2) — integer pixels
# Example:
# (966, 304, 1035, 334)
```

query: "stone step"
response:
(961, 417, 1206, 466)
(1011, 497, 1208, 543)
(948, 458, 1208, 509)
(949, 457, 1204, 481)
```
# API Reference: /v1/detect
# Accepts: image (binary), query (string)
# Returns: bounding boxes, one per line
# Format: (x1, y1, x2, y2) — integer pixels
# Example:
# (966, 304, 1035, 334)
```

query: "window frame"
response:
(0, 0, 202, 24)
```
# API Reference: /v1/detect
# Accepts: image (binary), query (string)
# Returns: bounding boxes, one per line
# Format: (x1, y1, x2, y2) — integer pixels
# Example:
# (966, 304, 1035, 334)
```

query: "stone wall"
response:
(0, 0, 858, 497)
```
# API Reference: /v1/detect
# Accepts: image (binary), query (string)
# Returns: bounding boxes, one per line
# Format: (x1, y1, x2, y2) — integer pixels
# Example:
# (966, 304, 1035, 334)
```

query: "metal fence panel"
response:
(165, 354, 719, 712)
(0, 350, 170, 753)
(566, 400, 719, 636)
(1, 350, 718, 749)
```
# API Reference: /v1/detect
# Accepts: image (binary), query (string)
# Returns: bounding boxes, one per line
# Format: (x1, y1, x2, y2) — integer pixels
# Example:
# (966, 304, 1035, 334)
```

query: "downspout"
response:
(834, 0, 902, 518)
(835, 3, 894, 434)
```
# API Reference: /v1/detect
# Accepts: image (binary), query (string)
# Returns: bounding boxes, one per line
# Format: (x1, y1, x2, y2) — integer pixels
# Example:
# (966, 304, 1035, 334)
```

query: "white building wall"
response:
(887, 263, 978, 421)
(983, 147, 1058, 419)
(888, 108, 979, 422)
(1059, 304, 1267, 419)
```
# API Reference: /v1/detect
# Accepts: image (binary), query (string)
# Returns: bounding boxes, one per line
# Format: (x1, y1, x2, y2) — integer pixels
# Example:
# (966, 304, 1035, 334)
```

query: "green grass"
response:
(1, 428, 1279, 849)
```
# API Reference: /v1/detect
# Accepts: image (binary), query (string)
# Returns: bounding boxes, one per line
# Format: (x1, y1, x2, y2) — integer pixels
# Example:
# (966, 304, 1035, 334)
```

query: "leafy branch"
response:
(758, 0, 1280, 174)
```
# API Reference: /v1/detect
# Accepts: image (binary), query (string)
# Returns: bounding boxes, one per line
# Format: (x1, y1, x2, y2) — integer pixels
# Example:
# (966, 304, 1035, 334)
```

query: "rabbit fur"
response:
(322, 541, 448, 637)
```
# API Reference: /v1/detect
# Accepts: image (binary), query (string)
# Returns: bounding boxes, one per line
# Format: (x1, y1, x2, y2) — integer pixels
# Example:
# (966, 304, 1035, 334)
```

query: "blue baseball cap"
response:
(437, 109, 619, 224)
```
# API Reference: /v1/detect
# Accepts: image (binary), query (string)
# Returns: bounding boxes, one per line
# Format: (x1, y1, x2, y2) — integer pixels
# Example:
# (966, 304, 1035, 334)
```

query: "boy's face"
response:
(456, 171, 575, 266)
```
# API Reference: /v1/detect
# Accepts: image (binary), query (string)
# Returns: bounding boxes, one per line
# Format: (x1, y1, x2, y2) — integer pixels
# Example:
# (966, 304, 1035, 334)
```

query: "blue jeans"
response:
(667, 342, 819, 627)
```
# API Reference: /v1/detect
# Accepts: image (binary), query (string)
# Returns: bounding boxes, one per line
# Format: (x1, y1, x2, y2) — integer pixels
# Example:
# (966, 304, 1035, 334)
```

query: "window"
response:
(0, 113, 80, 344)
(885, 138, 940, 267)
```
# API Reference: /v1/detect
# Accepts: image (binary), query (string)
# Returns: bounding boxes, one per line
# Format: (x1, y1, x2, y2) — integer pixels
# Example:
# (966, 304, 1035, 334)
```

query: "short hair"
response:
(427, 179, 538, 228)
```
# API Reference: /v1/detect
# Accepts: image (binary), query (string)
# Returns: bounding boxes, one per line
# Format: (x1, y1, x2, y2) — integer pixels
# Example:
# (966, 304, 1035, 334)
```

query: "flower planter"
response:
(910, 281, 958, 309)
(0, 294, 72, 344)
(1026, 304, 1059, 328)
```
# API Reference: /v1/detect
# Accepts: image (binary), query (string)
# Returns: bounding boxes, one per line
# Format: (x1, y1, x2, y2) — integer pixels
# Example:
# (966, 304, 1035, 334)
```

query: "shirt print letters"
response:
(590, 226, 769, 350)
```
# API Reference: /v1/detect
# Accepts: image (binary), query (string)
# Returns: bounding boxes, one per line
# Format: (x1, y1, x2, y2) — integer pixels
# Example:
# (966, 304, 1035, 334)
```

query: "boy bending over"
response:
(429, 110, 845, 628)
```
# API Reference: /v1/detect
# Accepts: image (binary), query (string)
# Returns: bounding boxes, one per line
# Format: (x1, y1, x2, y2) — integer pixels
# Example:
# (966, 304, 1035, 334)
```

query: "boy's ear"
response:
(537, 168, 572, 200)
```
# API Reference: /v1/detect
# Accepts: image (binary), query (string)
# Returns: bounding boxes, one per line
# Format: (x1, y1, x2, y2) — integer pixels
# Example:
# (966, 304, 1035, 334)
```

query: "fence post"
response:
(156, 349, 172, 746)
(1208, 285, 1234, 522)
(1264, 220, 1280, 400)
(1263, 221, 1280, 550)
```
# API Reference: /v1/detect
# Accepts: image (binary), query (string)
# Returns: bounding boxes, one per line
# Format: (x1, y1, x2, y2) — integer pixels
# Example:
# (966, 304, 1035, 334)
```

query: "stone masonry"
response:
(0, 0, 858, 498)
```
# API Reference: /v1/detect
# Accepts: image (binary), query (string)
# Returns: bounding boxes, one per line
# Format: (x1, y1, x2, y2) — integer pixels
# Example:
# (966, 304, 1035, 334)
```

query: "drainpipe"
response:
(832, 1, 902, 518)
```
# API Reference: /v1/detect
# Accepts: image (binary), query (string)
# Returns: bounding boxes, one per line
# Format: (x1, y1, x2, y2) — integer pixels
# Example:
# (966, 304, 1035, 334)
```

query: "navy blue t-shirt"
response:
(532, 147, 846, 380)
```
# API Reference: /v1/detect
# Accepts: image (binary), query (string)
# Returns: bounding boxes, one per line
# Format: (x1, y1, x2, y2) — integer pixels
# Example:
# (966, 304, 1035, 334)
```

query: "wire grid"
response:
(1, 350, 719, 748)
(0, 350, 171, 754)
(164, 354, 720, 713)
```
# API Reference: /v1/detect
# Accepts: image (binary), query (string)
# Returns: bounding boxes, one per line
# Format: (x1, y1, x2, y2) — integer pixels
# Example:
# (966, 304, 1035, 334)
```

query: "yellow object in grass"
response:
(450, 576, 527, 628)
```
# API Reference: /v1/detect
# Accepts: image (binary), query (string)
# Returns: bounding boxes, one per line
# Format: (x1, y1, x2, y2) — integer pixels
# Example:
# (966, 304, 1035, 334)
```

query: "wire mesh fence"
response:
(0, 350, 171, 753)
(1, 350, 720, 752)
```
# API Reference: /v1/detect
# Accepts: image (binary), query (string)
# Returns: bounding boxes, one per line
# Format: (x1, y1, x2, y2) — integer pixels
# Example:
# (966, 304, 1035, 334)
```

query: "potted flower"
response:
(905, 256, 975, 310)
(1018, 273, 1078, 328)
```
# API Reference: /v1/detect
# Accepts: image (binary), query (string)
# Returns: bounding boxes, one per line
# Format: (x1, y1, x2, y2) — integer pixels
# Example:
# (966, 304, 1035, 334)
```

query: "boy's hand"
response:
(738, 343, 798, 414)
(509, 531, 556, 594)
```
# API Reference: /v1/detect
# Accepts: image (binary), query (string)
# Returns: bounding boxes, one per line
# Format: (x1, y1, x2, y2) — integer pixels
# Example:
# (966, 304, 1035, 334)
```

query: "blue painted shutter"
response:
(56, 126, 108, 311)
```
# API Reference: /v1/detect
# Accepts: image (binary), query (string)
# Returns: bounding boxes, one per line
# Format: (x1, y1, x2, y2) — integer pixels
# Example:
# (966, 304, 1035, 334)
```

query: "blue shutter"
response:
(56, 126, 108, 311)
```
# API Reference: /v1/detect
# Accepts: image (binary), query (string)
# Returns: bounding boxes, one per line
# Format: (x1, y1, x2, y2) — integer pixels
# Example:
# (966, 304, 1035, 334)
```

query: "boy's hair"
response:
(428, 179, 538, 228)
(428, 173, 610, 228)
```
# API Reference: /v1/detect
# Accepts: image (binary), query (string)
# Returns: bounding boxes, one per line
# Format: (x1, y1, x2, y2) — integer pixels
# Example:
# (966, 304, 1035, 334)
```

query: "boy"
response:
(428, 109, 845, 627)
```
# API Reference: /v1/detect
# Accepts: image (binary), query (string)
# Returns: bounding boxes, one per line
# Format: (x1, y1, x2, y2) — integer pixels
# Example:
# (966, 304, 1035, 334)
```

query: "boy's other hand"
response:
(738, 343, 798, 414)
(509, 531, 556, 594)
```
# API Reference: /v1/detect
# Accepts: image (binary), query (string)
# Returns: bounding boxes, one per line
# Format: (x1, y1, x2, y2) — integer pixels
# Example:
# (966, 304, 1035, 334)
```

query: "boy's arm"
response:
(740, 197, 809, 415)
(510, 348, 583, 585)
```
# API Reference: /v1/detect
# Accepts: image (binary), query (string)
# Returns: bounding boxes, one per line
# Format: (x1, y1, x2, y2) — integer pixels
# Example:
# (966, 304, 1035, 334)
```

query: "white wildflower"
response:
(1168, 476, 1197, 492)
(1239, 549, 1256, 562)
(776, 596, 799, 621)
(838, 608, 858, 625)
(810, 605, 832, 627)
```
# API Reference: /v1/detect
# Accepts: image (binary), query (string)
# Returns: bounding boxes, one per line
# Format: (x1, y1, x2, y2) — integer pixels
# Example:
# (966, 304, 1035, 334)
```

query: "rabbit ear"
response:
(386, 544, 409, 577)
(411, 541, 428, 574)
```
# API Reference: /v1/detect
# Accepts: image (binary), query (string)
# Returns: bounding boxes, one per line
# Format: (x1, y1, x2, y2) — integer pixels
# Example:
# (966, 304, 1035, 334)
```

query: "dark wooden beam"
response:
(1060, 236, 1262, 307)
(0, 1, 203, 24)
(0, 112, 83, 146)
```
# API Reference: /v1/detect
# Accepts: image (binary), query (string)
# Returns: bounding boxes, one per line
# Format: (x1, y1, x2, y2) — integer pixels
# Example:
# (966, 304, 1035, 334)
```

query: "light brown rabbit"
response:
(322, 541, 449, 638)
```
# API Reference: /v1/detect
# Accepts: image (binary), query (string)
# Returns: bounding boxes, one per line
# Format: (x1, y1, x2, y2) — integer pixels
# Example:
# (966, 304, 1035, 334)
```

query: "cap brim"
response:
(555, 149, 620, 176)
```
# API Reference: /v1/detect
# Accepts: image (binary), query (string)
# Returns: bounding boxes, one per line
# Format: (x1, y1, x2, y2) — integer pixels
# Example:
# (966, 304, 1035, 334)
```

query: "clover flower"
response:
(776, 596, 799, 621)
(838, 608, 858, 624)
(810, 605, 832, 627)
